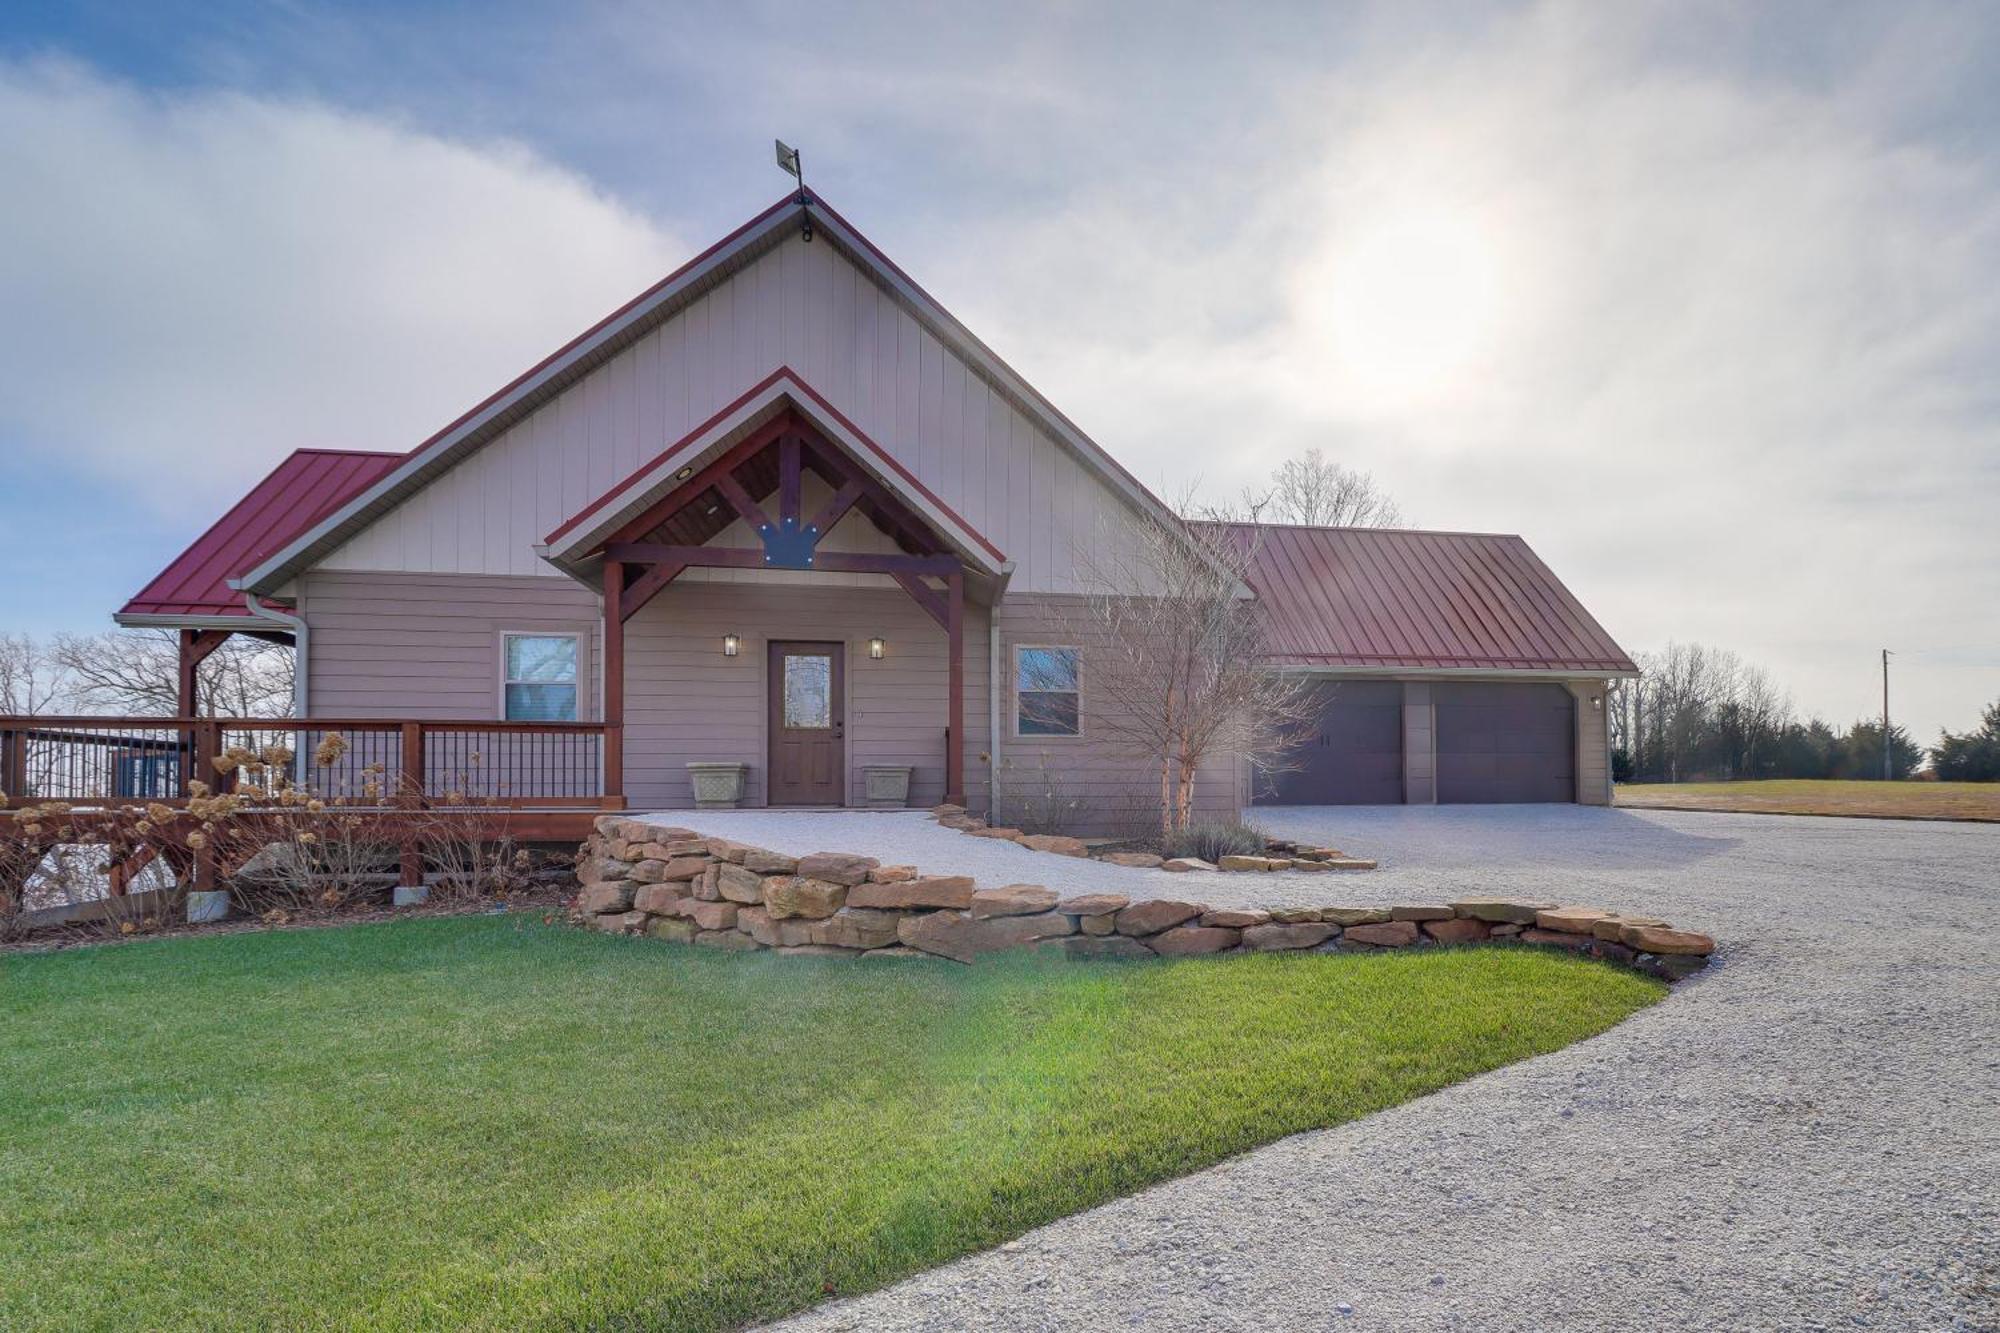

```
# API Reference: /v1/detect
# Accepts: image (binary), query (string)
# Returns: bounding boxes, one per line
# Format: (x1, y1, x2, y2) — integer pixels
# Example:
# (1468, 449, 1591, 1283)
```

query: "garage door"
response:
(1434, 682, 1575, 803)
(1260, 680, 1404, 805)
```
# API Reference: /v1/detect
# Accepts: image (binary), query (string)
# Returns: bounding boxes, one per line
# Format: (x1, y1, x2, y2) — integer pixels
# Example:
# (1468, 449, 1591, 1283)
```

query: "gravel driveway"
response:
(668, 806, 2000, 1332)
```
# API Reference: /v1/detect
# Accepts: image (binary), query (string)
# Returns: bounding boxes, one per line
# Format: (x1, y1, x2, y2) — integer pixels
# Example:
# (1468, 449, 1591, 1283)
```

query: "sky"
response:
(0, 0, 1996, 744)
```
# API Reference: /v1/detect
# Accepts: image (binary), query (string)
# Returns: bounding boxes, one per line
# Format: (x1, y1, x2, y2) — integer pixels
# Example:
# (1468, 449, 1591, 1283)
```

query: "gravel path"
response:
(646, 806, 2000, 1332)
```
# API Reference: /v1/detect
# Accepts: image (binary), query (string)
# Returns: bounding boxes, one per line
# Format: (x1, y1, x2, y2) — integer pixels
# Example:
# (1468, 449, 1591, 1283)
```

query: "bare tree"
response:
(1190, 448, 1405, 528)
(0, 634, 72, 716)
(52, 630, 294, 717)
(1056, 509, 1316, 839)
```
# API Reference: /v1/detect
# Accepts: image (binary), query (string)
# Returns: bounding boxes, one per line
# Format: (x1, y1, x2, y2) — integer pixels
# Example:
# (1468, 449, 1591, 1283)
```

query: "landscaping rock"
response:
(1637, 951, 1712, 981)
(593, 910, 646, 934)
(1160, 857, 1217, 873)
(849, 875, 976, 910)
(1320, 906, 1393, 926)
(629, 859, 671, 884)
(738, 906, 815, 948)
(646, 917, 697, 944)
(1520, 927, 1594, 952)
(1048, 934, 1155, 961)
(1490, 923, 1525, 937)
(705, 838, 750, 864)
(899, 910, 1072, 963)
(641, 838, 707, 859)
(1536, 907, 1614, 934)
(1593, 915, 1667, 941)
(931, 803, 967, 817)
(763, 876, 847, 920)
(1390, 905, 1455, 922)
(578, 882, 634, 914)
(1286, 858, 1333, 872)
(938, 814, 984, 830)
(858, 945, 926, 960)
(775, 944, 866, 957)
(1242, 922, 1338, 951)
(967, 826, 1025, 840)
(715, 863, 765, 904)
(684, 899, 740, 932)
(694, 928, 763, 951)
(1201, 908, 1271, 928)
(659, 855, 712, 882)
(1017, 834, 1090, 857)
(693, 864, 721, 901)
(1451, 897, 1555, 924)
(577, 854, 631, 884)
(1113, 899, 1203, 936)
(1099, 851, 1165, 868)
(970, 885, 1060, 918)
(1079, 914, 1118, 936)
(741, 849, 798, 874)
(631, 883, 684, 915)
(1620, 924, 1716, 956)
(1217, 854, 1289, 871)
(1322, 858, 1379, 871)
(1149, 925, 1242, 955)
(867, 864, 919, 883)
(1423, 918, 1491, 945)
(1345, 920, 1420, 947)
(1057, 893, 1129, 916)
(1591, 940, 1637, 964)
(808, 908, 904, 950)
(795, 852, 879, 886)
(1268, 907, 1323, 924)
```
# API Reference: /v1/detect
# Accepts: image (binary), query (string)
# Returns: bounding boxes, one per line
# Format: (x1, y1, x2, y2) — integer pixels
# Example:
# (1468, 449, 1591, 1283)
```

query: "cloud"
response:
(0, 58, 683, 507)
(892, 3, 2000, 742)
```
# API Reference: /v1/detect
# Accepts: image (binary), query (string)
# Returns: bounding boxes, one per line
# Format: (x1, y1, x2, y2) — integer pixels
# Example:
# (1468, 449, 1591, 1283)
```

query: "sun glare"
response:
(1305, 209, 1504, 406)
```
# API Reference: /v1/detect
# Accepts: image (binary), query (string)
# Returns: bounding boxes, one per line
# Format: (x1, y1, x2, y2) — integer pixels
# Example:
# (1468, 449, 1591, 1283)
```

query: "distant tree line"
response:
(1609, 641, 1993, 783)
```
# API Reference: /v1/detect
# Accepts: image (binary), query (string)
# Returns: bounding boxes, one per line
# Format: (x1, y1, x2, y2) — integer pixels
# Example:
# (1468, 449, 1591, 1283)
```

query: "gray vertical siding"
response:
(1402, 681, 1437, 804)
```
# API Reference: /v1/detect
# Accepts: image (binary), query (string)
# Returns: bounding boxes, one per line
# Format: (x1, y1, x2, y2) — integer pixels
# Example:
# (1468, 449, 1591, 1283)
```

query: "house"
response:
(114, 192, 1636, 825)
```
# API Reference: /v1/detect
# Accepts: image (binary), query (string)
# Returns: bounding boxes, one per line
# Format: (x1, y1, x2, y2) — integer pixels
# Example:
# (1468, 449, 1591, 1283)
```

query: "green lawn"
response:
(0, 916, 1662, 1331)
(1618, 778, 2000, 821)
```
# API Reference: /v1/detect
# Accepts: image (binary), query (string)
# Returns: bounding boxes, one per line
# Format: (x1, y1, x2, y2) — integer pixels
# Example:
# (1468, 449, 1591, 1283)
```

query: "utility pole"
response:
(1881, 649, 1893, 781)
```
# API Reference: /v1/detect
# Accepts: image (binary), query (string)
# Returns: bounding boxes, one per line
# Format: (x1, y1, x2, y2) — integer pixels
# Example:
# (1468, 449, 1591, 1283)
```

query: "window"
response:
(503, 634, 578, 721)
(1016, 646, 1080, 736)
(782, 653, 833, 728)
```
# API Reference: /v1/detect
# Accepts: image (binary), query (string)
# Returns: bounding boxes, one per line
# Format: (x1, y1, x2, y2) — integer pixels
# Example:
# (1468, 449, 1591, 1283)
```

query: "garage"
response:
(1434, 682, 1576, 803)
(1261, 680, 1404, 805)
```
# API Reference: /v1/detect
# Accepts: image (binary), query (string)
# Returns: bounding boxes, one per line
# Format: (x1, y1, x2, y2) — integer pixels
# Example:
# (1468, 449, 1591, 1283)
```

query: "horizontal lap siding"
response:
(301, 572, 601, 719)
(623, 581, 990, 811)
(993, 594, 1241, 834)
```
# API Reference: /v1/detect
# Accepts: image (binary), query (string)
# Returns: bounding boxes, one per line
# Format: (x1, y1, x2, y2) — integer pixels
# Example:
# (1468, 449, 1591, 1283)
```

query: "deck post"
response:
(603, 559, 626, 803)
(945, 569, 965, 807)
(0, 726, 23, 801)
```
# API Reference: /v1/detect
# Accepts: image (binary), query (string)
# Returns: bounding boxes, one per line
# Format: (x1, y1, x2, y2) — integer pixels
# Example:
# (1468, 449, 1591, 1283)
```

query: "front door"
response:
(768, 641, 844, 805)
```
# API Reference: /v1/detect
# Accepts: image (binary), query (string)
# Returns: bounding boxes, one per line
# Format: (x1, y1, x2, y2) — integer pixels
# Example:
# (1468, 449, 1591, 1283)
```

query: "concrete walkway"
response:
(658, 806, 2000, 1332)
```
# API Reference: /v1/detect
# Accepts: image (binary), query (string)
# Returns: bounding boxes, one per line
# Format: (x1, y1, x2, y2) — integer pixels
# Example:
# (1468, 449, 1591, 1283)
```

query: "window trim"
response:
(498, 630, 584, 723)
(1012, 643, 1082, 739)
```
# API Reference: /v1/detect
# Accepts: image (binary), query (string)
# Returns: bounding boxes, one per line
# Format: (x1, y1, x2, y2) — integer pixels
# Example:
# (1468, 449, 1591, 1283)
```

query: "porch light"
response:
(722, 633, 741, 657)
(868, 636, 886, 659)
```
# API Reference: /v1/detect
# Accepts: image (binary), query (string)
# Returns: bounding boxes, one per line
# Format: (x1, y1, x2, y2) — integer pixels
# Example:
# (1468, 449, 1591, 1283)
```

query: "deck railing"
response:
(0, 717, 618, 810)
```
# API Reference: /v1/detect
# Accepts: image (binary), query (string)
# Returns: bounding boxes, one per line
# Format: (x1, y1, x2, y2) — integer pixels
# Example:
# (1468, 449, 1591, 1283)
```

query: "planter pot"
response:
(862, 764, 914, 808)
(687, 761, 749, 809)
(185, 889, 229, 925)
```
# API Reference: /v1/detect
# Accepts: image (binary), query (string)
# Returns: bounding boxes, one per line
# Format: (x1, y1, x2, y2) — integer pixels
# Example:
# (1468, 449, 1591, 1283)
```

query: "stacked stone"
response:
(930, 806, 1376, 872)
(572, 818, 1713, 981)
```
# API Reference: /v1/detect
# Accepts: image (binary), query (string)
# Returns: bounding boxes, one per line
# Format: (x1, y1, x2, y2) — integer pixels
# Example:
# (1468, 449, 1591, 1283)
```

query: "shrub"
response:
(1161, 820, 1269, 863)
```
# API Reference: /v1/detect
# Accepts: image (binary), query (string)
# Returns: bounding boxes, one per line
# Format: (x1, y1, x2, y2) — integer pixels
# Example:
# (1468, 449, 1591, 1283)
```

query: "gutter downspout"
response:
(244, 592, 309, 718)
(988, 613, 1002, 821)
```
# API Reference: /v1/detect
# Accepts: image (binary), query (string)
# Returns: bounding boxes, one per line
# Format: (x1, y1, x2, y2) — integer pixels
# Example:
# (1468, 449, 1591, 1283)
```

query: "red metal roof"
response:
(119, 449, 403, 621)
(1210, 523, 1637, 674)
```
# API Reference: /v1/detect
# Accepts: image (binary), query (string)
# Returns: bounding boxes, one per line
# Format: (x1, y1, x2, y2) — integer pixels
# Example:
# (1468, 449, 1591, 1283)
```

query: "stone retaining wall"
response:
(572, 818, 1715, 982)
